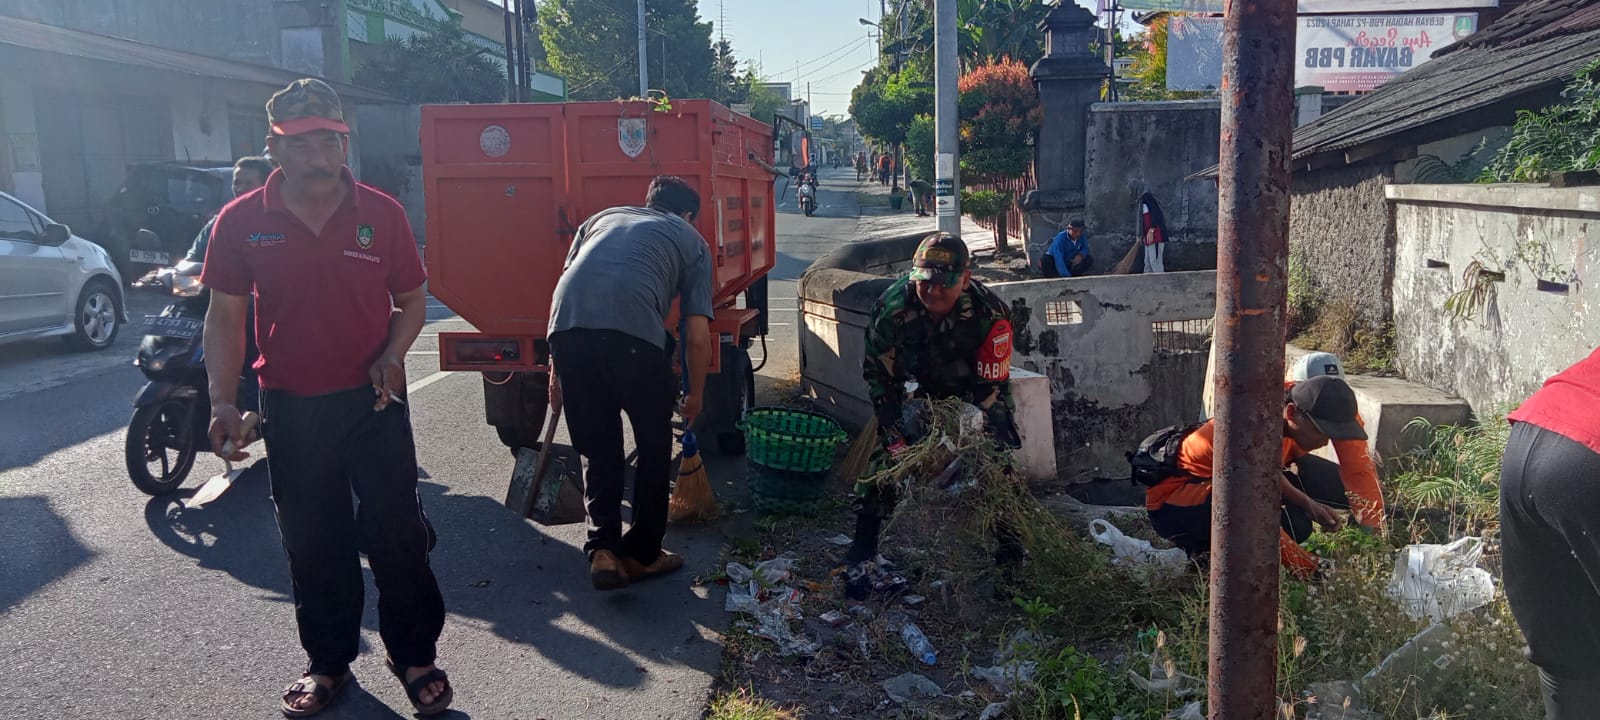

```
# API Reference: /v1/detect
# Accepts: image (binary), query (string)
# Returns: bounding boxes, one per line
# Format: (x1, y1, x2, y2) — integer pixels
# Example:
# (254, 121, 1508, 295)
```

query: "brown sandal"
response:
(280, 671, 351, 718)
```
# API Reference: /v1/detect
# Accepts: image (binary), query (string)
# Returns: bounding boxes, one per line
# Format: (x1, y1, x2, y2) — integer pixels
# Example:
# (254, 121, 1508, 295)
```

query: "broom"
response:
(669, 428, 716, 522)
(838, 418, 881, 482)
(668, 322, 718, 523)
(1110, 238, 1144, 275)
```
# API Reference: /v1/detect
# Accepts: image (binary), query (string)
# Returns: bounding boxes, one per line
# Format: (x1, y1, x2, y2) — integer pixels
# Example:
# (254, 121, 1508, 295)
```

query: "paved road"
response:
(0, 166, 876, 720)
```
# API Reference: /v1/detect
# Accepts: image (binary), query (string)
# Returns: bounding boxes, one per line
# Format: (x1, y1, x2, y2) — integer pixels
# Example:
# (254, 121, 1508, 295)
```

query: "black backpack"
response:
(1128, 423, 1203, 487)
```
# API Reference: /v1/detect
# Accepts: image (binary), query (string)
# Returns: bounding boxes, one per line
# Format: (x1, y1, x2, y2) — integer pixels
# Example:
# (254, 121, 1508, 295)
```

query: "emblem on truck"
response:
(618, 118, 647, 158)
(480, 125, 511, 158)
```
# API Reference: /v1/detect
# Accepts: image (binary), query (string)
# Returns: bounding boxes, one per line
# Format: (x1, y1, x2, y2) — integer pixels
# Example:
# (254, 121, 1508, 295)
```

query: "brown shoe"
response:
(618, 549, 685, 582)
(590, 549, 629, 591)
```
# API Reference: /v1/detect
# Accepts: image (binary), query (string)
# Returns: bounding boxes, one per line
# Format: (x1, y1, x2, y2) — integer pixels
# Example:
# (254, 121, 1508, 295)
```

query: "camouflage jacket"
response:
(863, 276, 1018, 446)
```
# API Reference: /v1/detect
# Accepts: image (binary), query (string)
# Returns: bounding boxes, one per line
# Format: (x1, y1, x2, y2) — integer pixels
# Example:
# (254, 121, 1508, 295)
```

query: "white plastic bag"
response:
(1090, 519, 1188, 576)
(1389, 537, 1496, 623)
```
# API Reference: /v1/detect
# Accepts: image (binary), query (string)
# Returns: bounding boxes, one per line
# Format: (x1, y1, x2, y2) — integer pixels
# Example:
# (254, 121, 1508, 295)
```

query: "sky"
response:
(714, 0, 1103, 117)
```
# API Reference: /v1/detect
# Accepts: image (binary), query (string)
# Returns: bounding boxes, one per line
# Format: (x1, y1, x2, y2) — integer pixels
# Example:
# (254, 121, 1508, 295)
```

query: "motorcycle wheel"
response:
(126, 399, 200, 496)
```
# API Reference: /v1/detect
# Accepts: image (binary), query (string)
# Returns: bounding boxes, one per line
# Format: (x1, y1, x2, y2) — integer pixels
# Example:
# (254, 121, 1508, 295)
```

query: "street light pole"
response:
(933, 0, 960, 235)
(637, 0, 649, 97)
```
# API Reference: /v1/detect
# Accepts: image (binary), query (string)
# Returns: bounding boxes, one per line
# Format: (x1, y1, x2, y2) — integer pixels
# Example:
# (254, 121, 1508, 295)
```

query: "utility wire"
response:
(789, 41, 875, 82)
(766, 36, 871, 78)
(577, 0, 669, 37)
(569, 50, 643, 95)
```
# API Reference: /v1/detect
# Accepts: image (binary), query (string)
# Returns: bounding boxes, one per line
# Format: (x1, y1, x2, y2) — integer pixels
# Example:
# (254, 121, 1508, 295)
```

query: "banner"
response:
(1115, 0, 1494, 11)
(1297, 14, 1478, 92)
(1165, 13, 1478, 93)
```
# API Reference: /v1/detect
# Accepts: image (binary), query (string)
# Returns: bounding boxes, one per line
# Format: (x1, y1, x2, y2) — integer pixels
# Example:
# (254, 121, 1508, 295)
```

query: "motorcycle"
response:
(125, 258, 258, 496)
(798, 173, 818, 217)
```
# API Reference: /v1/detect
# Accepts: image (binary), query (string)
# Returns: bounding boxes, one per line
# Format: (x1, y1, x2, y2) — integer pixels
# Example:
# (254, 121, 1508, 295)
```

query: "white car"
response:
(0, 191, 126, 350)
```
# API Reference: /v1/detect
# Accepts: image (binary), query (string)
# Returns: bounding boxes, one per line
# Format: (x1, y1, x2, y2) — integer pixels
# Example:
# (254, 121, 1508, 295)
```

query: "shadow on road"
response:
(140, 465, 717, 691)
(0, 495, 95, 613)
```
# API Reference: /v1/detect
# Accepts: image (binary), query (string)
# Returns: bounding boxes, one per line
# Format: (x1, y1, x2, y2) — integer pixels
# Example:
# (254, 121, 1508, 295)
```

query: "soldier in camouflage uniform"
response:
(846, 233, 1019, 564)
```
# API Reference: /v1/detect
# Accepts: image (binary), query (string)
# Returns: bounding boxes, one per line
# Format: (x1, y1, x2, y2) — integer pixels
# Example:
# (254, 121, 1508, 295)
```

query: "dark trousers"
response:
(261, 386, 444, 677)
(1149, 454, 1350, 558)
(1500, 421, 1600, 718)
(1039, 254, 1093, 279)
(549, 329, 676, 564)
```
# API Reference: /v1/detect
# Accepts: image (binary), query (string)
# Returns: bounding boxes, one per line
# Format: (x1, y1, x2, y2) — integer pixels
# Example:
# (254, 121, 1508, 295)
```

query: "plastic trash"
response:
(753, 554, 798, 586)
(1359, 622, 1460, 706)
(971, 661, 1038, 695)
(1389, 537, 1496, 622)
(979, 702, 1007, 720)
(1167, 701, 1204, 720)
(1128, 644, 1202, 697)
(725, 562, 753, 584)
(882, 672, 942, 705)
(901, 623, 938, 665)
(1089, 519, 1189, 577)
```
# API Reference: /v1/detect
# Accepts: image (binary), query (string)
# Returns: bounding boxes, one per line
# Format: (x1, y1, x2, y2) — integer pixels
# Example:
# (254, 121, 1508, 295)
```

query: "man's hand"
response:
(1309, 501, 1343, 532)
(369, 352, 406, 411)
(547, 374, 563, 413)
(208, 402, 253, 461)
(680, 391, 703, 427)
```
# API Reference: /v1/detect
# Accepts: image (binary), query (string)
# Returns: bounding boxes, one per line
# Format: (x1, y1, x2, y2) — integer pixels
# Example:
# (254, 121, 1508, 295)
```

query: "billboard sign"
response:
(1297, 14, 1479, 92)
(1113, 0, 1494, 11)
(1166, 13, 1478, 93)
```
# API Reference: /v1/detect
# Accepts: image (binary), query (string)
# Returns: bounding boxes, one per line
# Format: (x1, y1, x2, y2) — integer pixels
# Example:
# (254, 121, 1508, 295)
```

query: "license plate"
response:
(130, 249, 169, 265)
(140, 315, 202, 339)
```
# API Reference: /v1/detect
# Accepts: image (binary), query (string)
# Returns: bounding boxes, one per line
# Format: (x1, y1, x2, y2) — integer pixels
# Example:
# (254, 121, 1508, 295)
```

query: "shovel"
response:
(186, 411, 261, 509)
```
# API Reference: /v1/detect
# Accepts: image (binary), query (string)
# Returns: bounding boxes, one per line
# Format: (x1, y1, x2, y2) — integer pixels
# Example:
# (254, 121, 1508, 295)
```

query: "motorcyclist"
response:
(184, 156, 274, 264)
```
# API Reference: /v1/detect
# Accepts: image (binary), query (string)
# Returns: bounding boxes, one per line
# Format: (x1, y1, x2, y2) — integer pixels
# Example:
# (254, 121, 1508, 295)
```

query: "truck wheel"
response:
(486, 371, 548, 450)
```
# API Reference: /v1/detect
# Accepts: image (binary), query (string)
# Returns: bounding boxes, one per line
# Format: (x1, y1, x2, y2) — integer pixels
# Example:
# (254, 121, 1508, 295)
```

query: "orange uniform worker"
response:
(1146, 373, 1377, 577)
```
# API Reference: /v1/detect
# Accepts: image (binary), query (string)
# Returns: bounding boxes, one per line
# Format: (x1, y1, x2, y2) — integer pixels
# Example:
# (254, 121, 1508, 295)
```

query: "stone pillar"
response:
(1024, 3, 1109, 267)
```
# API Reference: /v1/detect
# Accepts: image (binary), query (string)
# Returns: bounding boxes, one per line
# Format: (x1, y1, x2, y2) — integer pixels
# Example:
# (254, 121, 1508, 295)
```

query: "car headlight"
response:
(171, 273, 204, 297)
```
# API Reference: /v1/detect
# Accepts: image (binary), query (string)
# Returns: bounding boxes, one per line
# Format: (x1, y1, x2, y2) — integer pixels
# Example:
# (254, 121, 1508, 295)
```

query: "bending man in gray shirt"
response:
(547, 176, 714, 591)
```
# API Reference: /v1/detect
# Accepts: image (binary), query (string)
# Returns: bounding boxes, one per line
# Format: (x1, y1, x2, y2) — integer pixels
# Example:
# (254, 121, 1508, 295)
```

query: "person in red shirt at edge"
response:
(1500, 349, 1600, 718)
(1146, 373, 1375, 579)
(202, 79, 451, 719)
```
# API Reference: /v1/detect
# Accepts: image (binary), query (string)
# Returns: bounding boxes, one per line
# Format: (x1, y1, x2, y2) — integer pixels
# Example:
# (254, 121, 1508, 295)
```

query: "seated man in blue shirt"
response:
(1040, 218, 1093, 278)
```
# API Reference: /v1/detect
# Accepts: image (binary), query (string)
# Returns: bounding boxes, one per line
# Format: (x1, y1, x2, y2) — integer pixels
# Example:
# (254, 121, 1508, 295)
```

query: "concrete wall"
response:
(989, 272, 1217, 477)
(1289, 163, 1396, 333)
(1389, 184, 1600, 414)
(1080, 100, 1221, 272)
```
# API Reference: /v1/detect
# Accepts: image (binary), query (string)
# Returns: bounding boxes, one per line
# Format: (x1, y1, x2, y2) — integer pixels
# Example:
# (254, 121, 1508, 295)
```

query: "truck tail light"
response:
(438, 333, 540, 372)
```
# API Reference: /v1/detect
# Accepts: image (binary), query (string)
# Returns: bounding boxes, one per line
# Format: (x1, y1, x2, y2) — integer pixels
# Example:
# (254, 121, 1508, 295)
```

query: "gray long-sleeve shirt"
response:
(548, 206, 714, 348)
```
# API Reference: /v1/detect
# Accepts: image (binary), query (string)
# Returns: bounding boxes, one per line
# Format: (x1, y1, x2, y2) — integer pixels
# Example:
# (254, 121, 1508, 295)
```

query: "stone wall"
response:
(1389, 184, 1600, 414)
(1288, 163, 1396, 333)
(1079, 100, 1222, 273)
(989, 272, 1217, 477)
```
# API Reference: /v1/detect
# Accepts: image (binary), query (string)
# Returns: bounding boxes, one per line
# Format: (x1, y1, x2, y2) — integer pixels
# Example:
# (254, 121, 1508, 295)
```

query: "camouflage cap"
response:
(266, 78, 349, 136)
(907, 232, 969, 288)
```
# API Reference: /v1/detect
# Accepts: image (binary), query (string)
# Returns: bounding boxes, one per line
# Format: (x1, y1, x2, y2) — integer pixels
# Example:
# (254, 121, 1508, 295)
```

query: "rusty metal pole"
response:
(1209, 0, 1297, 718)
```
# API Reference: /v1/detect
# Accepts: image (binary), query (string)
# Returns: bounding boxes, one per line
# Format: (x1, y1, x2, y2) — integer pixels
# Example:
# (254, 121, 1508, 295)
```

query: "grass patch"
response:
(707, 688, 801, 720)
(1388, 414, 1510, 540)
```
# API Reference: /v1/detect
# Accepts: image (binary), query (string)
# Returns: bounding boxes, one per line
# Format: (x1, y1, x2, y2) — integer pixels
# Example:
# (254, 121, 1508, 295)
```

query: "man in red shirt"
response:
(1502, 350, 1600, 717)
(202, 79, 451, 718)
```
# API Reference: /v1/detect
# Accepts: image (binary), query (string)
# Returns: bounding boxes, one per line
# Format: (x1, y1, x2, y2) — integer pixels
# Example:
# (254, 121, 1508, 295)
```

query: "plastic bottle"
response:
(901, 623, 937, 665)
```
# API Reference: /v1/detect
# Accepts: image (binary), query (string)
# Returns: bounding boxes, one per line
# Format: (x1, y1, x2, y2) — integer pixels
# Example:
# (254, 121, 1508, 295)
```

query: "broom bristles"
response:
(669, 450, 717, 523)
(1110, 240, 1143, 275)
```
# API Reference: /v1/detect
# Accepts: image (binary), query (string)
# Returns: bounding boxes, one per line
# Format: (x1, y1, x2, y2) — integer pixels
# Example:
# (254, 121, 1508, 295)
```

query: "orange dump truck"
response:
(420, 100, 776, 452)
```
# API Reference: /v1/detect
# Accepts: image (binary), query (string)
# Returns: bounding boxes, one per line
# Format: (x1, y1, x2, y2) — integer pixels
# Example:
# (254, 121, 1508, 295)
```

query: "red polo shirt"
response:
(202, 167, 425, 397)
(1510, 348, 1600, 455)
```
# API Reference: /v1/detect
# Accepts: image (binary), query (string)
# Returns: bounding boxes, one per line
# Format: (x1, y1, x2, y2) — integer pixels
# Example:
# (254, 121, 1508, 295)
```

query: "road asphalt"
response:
(0, 165, 908, 720)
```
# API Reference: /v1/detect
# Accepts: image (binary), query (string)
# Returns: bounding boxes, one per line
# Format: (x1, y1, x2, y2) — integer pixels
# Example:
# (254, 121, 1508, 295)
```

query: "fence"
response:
(967, 172, 1032, 246)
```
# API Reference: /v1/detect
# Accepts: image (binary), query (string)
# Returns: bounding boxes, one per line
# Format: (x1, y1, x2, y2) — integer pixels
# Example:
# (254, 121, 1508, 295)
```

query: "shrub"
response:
(1479, 59, 1600, 182)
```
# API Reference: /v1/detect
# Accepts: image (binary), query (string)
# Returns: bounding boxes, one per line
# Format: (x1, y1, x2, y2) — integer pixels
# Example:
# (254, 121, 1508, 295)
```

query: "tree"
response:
(1480, 59, 1600, 182)
(539, 0, 715, 101)
(850, 66, 933, 147)
(352, 22, 504, 103)
(710, 38, 744, 106)
(957, 58, 1038, 250)
(879, 0, 1052, 74)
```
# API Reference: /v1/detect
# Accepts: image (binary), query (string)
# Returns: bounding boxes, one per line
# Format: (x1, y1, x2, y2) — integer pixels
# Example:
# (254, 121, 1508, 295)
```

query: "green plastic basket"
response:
(749, 463, 829, 517)
(739, 407, 846, 473)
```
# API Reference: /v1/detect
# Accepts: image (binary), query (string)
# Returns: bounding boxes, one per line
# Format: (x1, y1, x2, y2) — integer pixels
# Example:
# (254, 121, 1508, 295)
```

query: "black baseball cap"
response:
(1290, 375, 1367, 441)
(1068, 218, 1085, 229)
(908, 233, 969, 288)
